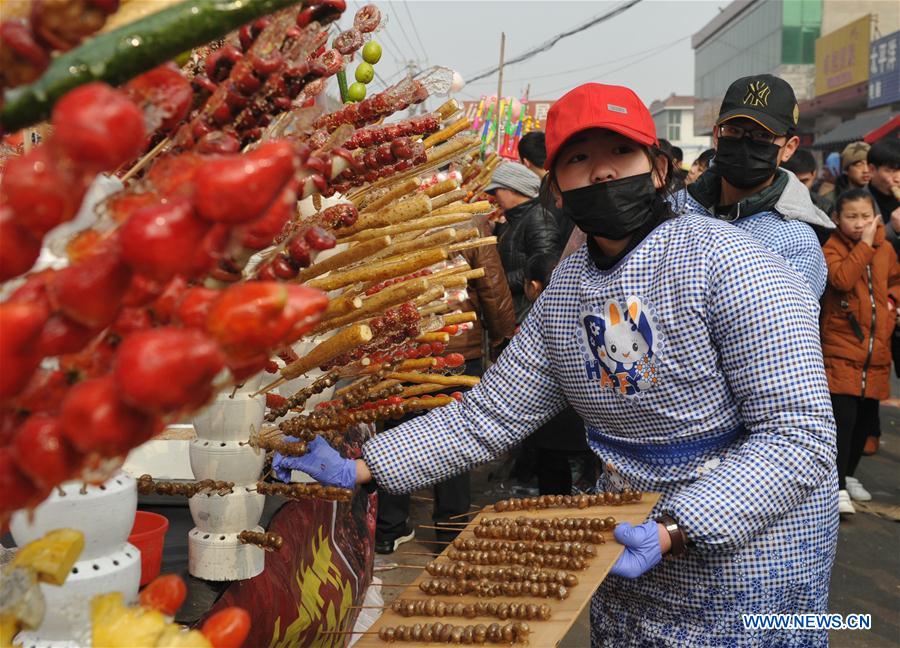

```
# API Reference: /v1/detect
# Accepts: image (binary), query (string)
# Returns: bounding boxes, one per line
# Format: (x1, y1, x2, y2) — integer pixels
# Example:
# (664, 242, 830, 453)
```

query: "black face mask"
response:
(560, 172, 657, 240)
(714, 137, 782, 189)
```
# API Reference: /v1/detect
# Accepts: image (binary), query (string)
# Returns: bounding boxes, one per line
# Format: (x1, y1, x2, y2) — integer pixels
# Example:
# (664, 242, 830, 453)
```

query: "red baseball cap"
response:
(544, 83, 658, 170)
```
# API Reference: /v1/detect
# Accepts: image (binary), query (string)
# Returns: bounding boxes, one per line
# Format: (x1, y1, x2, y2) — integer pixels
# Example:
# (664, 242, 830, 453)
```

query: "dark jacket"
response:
(445, 215, 516, 361)
(496, 197, 562, 323)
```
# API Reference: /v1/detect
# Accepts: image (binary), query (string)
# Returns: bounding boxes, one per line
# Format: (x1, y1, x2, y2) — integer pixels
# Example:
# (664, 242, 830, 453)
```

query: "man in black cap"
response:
(676, 74, 834, 297)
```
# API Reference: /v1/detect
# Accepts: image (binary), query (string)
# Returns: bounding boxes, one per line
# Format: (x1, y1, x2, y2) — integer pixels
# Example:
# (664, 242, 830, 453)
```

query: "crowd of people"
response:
(273, 73, 900, 645)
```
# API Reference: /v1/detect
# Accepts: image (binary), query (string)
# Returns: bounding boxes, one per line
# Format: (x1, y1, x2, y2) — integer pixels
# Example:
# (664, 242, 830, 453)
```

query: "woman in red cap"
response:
(276, 83, 837, 646)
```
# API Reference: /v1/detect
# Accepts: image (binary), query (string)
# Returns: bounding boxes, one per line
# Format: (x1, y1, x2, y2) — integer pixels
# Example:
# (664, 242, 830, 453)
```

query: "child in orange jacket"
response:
(821, 188, 900, 514)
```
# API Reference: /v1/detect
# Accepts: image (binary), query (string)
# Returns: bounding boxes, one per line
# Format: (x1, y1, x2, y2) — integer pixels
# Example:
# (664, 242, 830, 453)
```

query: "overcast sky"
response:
(339, 0, 724, 109)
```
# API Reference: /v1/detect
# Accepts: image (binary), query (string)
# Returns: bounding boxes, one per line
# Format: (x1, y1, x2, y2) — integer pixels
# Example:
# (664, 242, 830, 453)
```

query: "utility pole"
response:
(495, 32, 506, 153)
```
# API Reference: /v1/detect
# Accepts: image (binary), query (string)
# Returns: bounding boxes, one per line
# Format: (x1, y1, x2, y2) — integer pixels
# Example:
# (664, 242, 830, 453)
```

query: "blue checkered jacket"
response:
(671, 170, 830, 300)
(363, 213, 838, 646)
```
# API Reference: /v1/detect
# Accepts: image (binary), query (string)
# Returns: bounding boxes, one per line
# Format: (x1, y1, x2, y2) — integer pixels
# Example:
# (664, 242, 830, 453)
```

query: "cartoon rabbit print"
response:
(584, 296, 658, 394)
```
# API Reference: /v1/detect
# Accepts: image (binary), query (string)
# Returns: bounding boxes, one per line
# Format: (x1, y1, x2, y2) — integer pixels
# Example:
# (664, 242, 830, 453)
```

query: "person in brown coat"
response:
(445, 213, 517, 362)
(375, 216, 516, 552)
(821, 188, 900, 515)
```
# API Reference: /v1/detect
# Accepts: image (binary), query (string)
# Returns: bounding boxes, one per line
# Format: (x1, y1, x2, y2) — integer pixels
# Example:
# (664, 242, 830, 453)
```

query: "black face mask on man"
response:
(714, 136, 782, 189)
(560, 172, 657, 240)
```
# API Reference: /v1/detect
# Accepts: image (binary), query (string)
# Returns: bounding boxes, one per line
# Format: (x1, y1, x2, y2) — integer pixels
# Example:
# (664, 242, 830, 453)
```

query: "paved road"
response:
(384, 408, 900, 647)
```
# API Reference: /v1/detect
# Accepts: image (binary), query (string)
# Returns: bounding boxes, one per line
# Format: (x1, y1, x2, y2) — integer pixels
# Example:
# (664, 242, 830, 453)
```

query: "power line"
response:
(463, 34, 690, 88)
(536, 37, 678, 98)
(401, 0, 430, 65)
(387, 5, 424, 66)
(380, 14, 416, 71)
(464, 0, 643, 84)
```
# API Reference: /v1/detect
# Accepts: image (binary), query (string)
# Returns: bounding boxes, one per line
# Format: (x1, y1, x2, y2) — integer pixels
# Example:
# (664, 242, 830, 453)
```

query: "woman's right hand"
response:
(861, 218, 878, 246)
(272, 436, 360, 488)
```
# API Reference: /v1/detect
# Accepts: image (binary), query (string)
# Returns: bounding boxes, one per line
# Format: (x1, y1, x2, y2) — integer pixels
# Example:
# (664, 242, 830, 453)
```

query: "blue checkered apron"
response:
(364, 214, 838, 646)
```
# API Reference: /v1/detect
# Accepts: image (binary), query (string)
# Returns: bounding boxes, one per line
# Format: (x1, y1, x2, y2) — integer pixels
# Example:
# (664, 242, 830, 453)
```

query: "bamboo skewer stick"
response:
(414, 286, 447, 307)
(374, 233, 484, 270)
(388, 372, 480, 388)
(295, 236, 392, 283)
(420, 521, 469, 526)
(359, 358, 436, 375)
(306, 249, 448, 292)
(448, 510, 481, 520)
(424, 118, 472, 149)
(344, 213, 471, 244)
(449, 236, 497, 253)
(415, 332, 451, 343)
(444, 312, 478, 326)
(357, 136, 480, 196)
(429, 188, 468, 210)
(357, 176, 421, 211)
(121, 137, 170, 182)
(369, 228, 458, 265)
(320, 294, 363, 320)
(311, 278, 432, 334)
(425, 178, 461, 198)
(419, 303, 452, 318)
(419, 525, 471, 531)
(400, 383, 446, 398)
(433, 200, 493, 216)
(339, 194, 433, 238)
(437, 98, 461, 120)
(262, 324, 373, 391)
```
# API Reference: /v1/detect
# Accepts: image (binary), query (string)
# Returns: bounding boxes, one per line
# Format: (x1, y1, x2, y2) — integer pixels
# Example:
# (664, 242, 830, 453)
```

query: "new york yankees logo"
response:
(743, 80, 770, 107)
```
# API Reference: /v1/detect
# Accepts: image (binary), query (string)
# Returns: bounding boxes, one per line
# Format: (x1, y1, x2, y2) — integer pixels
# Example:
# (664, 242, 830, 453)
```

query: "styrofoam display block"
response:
(188, 440, 266, 484)
(188, 527, 265, 581)
(188, 486, 266, 533)
(10, 472, 140, 646)
(191, 392, 265, 442)
(188, 389, 267, 581)
(10, 472, 137, 561)
(14, 545, 141, 647)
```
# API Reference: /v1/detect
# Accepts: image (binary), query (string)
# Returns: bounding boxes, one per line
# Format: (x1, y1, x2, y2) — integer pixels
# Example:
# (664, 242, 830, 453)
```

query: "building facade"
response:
(648, 95, 710, 165)
(692, 0, 822, 136)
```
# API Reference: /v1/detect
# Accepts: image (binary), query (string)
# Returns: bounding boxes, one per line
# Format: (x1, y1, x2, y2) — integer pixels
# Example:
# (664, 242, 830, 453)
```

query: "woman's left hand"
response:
(609, 520, 665, 578)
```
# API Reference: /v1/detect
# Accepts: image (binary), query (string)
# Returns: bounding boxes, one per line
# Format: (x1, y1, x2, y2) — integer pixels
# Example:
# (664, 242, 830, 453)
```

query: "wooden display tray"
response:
(356, 493, 660, 647)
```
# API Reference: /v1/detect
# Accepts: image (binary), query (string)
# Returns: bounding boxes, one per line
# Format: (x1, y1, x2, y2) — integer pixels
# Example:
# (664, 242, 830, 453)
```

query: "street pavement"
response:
(382, 407, 900, 647)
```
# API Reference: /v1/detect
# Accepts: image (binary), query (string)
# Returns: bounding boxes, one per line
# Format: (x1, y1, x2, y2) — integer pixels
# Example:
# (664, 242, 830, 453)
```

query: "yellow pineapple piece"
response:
(11, 529, 84, 586)
(1, 612, 21, 647)
(154, 626, 213, 648)
(92, 593, 167, 648)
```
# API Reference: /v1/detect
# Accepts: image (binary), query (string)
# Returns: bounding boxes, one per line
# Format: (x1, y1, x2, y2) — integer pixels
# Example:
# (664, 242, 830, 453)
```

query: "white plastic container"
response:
(10, 472, 137, 561)
(191, 392, 265, 442)
(13, 543, 141, 646)
(188, 440, 265, 484)
(188, 527, 265, 581)
(188, 486, 266, 533)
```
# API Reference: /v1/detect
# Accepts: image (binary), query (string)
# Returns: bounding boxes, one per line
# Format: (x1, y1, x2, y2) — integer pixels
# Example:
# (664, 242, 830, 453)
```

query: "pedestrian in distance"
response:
(821, 188, 900, 514)
(675, 74, 834, 297)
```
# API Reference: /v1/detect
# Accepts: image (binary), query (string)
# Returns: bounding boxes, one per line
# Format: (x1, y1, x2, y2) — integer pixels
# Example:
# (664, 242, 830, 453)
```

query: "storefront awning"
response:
(812, 111, 899, 150)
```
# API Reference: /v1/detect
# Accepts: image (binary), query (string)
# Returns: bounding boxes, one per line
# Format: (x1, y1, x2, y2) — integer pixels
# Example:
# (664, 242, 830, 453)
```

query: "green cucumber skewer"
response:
(1, 0, 307, 132)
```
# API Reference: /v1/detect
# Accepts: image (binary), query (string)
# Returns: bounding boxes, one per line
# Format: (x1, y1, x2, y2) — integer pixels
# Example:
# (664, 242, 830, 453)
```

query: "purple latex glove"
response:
(609, 519, 663, 578)
(272, 436, 357, 488)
